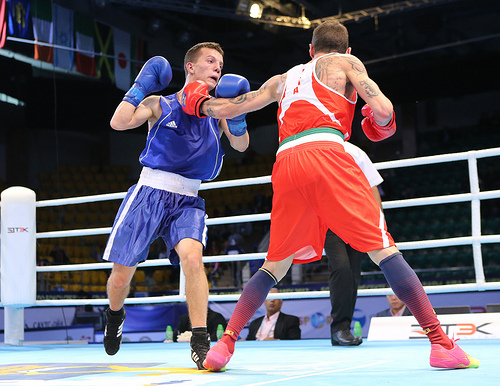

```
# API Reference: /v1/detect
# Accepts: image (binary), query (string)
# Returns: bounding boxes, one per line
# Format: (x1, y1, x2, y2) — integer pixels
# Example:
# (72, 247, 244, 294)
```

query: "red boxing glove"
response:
(361, 104, 396, 142)
(181, 80, 210, 118)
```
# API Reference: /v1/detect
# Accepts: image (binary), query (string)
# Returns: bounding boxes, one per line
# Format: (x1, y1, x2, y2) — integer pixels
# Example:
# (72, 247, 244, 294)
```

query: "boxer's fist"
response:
(216, 74, 250, 137)
(361, 104, 396, 142)
(123, 56, 172, 107)
(181, 81, 210, 118)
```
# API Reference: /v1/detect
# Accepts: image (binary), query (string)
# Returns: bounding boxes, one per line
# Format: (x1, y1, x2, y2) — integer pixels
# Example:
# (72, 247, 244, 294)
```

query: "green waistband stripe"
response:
(279, 127, 344, 148)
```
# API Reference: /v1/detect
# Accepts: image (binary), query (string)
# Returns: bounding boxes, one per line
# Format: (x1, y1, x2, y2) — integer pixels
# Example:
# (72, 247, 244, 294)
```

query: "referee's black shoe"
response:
(331, 329, 363, 346)
(104, 307, 126, 355)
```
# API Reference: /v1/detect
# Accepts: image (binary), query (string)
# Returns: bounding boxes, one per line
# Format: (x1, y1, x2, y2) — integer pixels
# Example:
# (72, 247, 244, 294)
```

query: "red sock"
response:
(427, 324, 453, 349)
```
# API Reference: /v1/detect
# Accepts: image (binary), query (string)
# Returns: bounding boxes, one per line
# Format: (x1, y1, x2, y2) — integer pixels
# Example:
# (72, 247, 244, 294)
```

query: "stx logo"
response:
(411, 322, 492, 337)
(7, 227, 29, 233)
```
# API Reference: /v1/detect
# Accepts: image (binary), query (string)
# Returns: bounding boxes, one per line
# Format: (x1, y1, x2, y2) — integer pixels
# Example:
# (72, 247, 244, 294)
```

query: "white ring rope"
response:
(9, 148, 500, 307)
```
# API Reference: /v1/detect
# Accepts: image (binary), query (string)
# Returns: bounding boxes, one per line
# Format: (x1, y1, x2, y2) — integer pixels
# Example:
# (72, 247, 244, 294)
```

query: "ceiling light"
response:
(249, 2, 263, 19)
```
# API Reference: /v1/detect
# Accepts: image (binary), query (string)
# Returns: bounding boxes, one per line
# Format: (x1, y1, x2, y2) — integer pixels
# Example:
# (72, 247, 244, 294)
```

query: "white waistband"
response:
(138, 167, 201, 197)
(276, 132, 344, 155)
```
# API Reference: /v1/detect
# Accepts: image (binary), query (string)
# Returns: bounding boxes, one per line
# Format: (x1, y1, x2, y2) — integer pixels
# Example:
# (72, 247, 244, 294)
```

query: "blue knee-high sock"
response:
(222, 268, 277, 352)
(379, 252, 451, 348)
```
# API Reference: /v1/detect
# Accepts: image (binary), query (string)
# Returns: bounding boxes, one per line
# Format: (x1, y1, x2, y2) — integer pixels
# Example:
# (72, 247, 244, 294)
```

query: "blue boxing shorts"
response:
(102, 167, 207, 267)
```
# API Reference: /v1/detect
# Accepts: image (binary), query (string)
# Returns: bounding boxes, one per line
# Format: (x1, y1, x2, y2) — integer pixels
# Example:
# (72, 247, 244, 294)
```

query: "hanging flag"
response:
(113, 27, 130, 91)
(53, 4, 73, 70)
(7, 0, 30, 38)
(95, 21, 114, 83)
(0, 0, 7, 48)
(32, 0, 53, 63)
(74, 11, 96, 77)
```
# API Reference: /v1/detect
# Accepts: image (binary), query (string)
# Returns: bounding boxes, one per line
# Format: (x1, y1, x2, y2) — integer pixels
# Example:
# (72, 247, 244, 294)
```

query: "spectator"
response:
(376, 294, 413, 317)
(246, 288, 301, 341)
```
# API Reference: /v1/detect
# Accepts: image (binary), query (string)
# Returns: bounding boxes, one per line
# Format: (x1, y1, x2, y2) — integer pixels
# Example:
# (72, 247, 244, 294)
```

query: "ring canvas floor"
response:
(0, 339, 497, 385)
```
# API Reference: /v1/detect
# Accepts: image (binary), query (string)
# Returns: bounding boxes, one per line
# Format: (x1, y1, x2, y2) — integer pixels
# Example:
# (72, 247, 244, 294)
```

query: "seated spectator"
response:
(174, 307, 227, 342)
(376, 294, 413, 317)
(246, 288, 301, 340)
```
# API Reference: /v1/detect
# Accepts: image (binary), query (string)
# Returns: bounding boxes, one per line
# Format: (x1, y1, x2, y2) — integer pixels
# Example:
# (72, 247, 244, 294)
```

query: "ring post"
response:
(1, 187, 37, 345)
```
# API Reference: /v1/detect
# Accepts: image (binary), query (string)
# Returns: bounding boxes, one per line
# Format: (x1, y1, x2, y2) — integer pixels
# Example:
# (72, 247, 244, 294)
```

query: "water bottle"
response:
(216, 324, 224, 340)
(165, 325, 173, 343)
(353, 321, 362, 338)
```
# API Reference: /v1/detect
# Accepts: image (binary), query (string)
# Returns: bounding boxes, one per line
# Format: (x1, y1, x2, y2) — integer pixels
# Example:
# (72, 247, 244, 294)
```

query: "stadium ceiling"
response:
(1, 0, 499, 122)
(90, 0, 499, 99)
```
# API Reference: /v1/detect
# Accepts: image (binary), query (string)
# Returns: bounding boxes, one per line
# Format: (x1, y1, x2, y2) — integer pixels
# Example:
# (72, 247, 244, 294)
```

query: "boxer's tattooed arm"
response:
(206, 93, 250, 116)
(227, 89, 264, 105)
(206, 75, 281, 117)
(343, 57, 380, 97)
(346, 58, 366, 76)
(359, 79, 379, 98)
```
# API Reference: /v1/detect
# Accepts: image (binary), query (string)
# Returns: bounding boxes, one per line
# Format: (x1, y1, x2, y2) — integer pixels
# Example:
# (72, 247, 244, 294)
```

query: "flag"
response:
(95, 21, 114, 83)
(53, 4, 73, 70)
(113, 27, 130, 91)
(74, 11, 96, 77)
(0, 0, 7, 48)
(32, 0, 53, 63)
(7, 0, 30, 38)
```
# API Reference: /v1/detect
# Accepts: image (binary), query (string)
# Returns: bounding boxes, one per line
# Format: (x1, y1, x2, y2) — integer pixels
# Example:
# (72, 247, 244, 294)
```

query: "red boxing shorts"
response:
(267, 138, 394, 264)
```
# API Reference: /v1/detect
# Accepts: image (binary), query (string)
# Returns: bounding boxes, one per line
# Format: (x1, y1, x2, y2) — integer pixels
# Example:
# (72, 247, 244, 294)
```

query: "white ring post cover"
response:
(1, 186, 37, 306)
(1, 187, 37, 345)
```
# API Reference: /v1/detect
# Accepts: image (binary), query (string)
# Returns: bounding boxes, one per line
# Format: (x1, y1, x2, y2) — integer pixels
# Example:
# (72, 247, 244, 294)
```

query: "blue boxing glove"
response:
(215, 74, 251, 136)
(123, 56, 172, 107)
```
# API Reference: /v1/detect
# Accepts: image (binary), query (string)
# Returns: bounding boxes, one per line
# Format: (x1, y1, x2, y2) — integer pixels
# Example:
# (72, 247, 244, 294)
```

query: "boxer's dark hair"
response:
(311, 20, 349, 54)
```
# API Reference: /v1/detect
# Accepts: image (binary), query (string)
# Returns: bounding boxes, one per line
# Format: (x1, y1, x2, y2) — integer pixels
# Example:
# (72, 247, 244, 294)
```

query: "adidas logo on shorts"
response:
(166, 121, 178, 128)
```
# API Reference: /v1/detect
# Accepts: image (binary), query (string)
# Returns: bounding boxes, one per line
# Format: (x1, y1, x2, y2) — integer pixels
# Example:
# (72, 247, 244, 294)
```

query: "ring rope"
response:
(6, 147, 500, 308)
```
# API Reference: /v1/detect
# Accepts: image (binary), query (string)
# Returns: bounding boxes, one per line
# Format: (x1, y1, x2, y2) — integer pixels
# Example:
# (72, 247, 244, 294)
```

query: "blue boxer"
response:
(103, 93, 223, 266)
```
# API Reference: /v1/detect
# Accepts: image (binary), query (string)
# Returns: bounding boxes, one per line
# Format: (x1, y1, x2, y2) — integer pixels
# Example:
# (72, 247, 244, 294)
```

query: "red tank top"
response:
(277, 53, 357, 143)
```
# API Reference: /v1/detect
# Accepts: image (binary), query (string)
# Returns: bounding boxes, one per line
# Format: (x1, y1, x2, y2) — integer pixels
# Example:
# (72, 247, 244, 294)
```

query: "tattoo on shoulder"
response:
(346, 58, 366, 75)
(316, 56, 336, 78)
(316, 57, 344, 91)
(359, 79, 379, 97)
(316, 61, 326, 81)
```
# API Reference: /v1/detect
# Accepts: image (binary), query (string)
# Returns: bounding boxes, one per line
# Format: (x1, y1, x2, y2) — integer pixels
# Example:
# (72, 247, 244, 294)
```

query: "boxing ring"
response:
(1, 147, 500, 384)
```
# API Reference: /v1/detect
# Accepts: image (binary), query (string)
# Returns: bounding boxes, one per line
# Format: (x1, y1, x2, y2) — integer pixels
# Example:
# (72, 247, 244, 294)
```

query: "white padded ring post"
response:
(1, 187, 37, 307)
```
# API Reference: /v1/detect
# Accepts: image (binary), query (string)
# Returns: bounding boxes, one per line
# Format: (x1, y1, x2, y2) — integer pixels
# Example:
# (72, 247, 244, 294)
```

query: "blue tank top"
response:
(139, 94, 224, 181)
